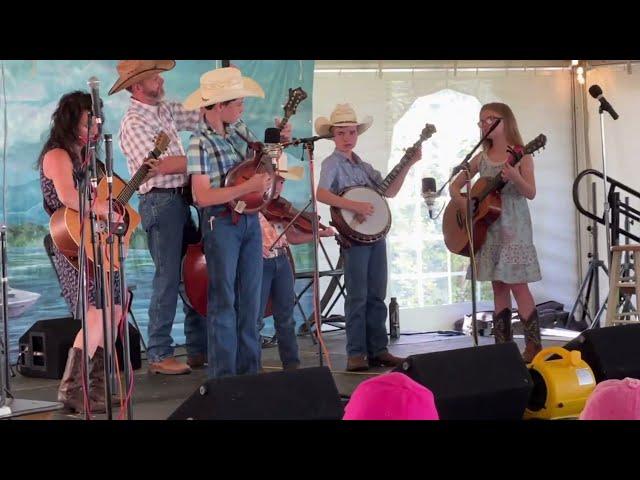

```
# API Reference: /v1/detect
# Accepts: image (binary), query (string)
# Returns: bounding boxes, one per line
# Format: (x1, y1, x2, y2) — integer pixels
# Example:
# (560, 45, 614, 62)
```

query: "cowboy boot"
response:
(492, 308, 513, 344)
(521, 309, 543, 363)
(89, 347, 116, 408)
(57, 347, 88, 413)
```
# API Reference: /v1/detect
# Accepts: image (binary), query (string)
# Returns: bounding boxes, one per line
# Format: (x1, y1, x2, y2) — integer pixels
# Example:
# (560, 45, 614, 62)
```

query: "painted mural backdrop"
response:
(0, 60, 315, 360)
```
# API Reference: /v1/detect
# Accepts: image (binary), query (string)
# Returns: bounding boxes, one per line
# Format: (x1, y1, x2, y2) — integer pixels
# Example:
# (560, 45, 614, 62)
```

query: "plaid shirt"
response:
(119, 98, 200, 194)
(186, 119, 258, 188)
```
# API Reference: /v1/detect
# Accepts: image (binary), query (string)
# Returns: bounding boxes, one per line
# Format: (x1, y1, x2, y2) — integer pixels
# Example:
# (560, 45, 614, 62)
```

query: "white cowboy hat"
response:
(108, 60, 176, 95)
(314, 103, 373, 137)
(183, 67, 265, 111)
(275, 152, 304, 181)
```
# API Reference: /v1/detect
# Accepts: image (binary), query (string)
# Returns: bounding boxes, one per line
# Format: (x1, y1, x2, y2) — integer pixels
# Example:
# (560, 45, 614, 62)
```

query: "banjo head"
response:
(339, 187, 391, 237)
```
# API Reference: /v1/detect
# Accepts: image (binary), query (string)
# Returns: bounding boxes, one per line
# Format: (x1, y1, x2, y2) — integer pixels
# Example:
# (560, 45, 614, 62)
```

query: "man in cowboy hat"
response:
(111, 60, 207, 375)
(256, 152, 335, 370)
(316, 103, 422, 372)
(184, 67, 292, 378)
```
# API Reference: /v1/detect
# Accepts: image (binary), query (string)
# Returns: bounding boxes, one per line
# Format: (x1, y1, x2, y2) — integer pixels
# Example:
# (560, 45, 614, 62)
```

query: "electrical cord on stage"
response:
(396, 330, 463, 336)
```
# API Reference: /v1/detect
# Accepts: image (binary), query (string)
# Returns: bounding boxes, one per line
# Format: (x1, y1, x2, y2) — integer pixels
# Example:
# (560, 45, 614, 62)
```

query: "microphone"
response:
(422, 177, 438, 219)
(87, 76, 103, 128)
(280, 134, 334, 148)
(104, 133, 113, 185)
(589, 84, 619, 120)
(263, 127, 283, 160)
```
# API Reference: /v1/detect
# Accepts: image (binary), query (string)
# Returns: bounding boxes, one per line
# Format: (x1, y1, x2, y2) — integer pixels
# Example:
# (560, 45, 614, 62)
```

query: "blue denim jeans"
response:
(201, 206, 262, 378)
(342, 239, 389, 358)
(138, 190, 207, 363)
(257, 255, 300, 368)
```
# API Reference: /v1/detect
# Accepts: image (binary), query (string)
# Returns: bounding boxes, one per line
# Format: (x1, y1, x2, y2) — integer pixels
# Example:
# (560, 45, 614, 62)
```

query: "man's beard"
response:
(146, 86, 165, 101)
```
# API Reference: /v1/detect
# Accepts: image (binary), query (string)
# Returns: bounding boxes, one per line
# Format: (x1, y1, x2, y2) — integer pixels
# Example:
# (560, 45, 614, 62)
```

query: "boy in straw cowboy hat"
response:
(257, 152, 336, 370)
(184, 67, 292, 378)
(316, 104, 422, 372)
(111, 60, 207, 375)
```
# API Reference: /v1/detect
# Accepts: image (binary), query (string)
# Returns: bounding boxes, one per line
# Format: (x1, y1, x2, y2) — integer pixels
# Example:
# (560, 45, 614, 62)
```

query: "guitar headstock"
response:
(283, 87, 308, 121)
(523, 134, 547, 156)
(150, 131, 171, 158)
(406, 123, 436, 156)
(419, 123, 437, 142)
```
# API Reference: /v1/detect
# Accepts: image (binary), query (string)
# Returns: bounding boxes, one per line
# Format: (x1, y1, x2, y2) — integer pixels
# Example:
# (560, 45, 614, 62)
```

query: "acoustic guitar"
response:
(442, 134, 547, 256)
(49, 132, 170, 270)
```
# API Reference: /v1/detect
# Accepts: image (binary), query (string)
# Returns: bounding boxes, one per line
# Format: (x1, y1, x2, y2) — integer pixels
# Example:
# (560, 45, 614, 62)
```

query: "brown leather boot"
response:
(368, 351, 405, 368)
(346, 355, 369, 372)
(57, 347, 84, 413)
(492, 308, 513, 344)
(187, 353, 207, 369)
(521, 309, 543, 363)
(89, 347, 116, 408)
(57, 347, 106, 414)
(148, 357, 191, 375)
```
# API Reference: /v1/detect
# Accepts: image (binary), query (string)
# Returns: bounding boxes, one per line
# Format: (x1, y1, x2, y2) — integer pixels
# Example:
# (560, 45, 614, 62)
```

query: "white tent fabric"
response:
(312, 63, 581, 330)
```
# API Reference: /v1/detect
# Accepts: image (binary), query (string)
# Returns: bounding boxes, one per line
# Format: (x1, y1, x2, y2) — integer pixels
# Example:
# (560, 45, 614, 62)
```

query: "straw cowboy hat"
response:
(314, 103, 373, 137)
(108, 60, 176, 95)
(275, 152, 304, 181)
(183, 67, 265, 111)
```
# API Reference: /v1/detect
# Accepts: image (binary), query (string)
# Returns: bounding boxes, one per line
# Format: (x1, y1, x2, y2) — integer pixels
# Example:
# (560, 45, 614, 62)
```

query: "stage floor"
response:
(6, 330, 568, 420)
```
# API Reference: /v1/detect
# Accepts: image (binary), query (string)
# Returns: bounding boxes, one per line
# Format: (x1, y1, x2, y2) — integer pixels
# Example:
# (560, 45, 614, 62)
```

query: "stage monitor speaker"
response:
(395, 342, 533, 420)
(17, 317, 141, 379)
(168, 366, 344, 420)
(563, 324, 640, 383)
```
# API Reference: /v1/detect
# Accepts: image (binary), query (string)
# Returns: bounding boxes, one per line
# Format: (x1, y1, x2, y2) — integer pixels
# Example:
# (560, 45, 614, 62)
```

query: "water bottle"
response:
(389, 297, 400, 339)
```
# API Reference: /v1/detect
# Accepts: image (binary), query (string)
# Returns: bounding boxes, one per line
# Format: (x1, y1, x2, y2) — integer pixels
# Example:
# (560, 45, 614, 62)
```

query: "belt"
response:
(147, 186, 188, 195)
(266, 247, 288, 259)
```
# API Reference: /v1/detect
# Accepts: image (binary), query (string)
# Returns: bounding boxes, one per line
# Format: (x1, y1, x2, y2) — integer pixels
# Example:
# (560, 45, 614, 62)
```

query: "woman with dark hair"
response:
(38, 90, 155, 413)
(449, 102, 542, 362)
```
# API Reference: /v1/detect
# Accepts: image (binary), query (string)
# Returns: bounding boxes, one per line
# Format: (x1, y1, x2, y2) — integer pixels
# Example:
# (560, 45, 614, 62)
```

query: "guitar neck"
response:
(278, 113, 292, 132)
(379, 143, 420, 194)
(478, 150, 526, 202)
(116, 161, 151, 205)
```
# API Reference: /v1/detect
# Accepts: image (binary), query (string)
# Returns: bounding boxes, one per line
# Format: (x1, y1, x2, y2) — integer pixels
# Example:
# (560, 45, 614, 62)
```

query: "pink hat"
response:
(579, 377, 640, 420)
(343, 372, 439, 420)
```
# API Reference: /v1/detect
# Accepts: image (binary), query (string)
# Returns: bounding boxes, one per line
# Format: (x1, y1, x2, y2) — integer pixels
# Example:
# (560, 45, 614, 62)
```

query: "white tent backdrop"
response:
(312, 62, 579, 331)
(580, 64, 640, 305)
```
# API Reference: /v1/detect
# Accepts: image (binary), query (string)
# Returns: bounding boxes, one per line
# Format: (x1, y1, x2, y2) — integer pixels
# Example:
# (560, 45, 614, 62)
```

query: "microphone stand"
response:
(89, 140, 114, 420)
(597, 105, 613, 269)
(439, 119, 501, 347)
(265, 138, 329, 366)
(298, 140, 325, 366)
(104, 134, 134, 419)
(115, 217, 133, 419)
(74, 113, 101, 419)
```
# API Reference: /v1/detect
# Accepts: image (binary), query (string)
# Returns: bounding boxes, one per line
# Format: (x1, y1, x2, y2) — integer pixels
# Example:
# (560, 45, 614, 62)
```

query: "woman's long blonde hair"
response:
(481, 102, 524, 151)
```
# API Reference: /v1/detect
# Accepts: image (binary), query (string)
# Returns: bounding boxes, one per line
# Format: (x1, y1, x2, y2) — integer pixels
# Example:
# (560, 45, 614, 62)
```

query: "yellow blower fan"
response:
(524, 347, 596, 420)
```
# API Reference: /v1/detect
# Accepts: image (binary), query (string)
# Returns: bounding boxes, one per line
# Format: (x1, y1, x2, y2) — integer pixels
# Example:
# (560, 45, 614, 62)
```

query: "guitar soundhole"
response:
(455, 211, 463, 229)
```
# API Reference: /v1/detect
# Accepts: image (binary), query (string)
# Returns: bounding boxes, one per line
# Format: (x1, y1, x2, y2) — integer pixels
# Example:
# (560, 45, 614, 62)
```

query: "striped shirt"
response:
(119, 98, 200, 194)
(186, 119, 258, 188)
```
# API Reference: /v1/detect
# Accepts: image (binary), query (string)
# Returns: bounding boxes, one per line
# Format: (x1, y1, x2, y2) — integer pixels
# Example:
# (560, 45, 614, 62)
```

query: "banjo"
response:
(330, 123, 436, 244)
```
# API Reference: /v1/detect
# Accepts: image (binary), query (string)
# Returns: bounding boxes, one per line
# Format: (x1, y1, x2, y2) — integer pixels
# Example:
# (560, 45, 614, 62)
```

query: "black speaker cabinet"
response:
(564, 324, 640, 382)
(395, 343, 533, 420)
(168, 366, 344, 420)
(18, 317, 141, 379)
